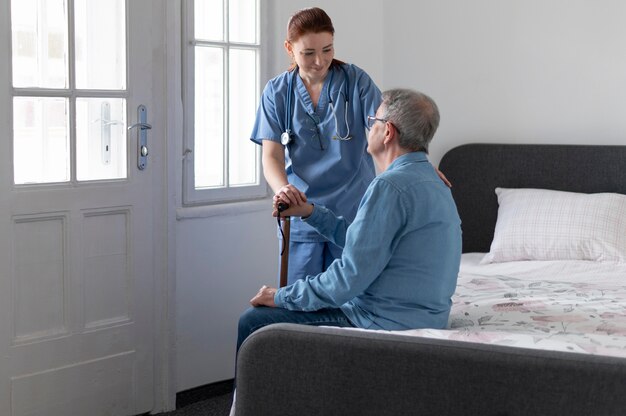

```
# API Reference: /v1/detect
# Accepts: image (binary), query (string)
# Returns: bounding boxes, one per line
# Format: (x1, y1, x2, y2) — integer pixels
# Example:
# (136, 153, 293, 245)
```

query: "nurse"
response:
(250, 7, 381, 285)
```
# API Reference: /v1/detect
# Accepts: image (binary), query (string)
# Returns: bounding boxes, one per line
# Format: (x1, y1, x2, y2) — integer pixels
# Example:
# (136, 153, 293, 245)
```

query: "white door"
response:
(0, 1, 165, 415)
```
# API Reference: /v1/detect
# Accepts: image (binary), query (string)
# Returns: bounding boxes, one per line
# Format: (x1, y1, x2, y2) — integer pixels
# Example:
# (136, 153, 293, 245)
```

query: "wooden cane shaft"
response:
(279, 216, 290, 288)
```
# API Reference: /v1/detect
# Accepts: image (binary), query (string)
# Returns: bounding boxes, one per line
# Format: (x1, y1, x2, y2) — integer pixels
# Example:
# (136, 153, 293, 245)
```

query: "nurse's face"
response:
(285, 31, 334, 81)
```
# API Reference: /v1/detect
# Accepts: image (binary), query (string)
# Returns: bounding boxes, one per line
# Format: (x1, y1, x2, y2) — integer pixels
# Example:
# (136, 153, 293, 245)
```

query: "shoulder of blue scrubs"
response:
(339, 63, 382, 123)
(266, 70, 292, 90)
(250, 70, 293, 146)
(341, 63, 380, 90)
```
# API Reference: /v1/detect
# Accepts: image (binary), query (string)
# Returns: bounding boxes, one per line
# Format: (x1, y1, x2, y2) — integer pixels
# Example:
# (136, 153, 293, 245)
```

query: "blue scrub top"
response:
(250, 63, 382, 242)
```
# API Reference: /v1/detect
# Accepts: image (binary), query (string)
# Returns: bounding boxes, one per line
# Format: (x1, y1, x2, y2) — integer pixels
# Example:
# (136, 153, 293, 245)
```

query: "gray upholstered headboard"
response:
(438, 143, 626, 253)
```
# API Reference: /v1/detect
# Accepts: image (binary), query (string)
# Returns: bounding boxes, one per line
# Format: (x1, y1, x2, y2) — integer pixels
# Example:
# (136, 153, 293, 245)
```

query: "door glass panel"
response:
(194, 46, 224, 188)
(76, 98, 127, 181)
(229, 0, 256, 43)
(11, 0, 68, 88)
(229, 48, 256, 185)
(74, 0, 126, 90)
(195, 0, 223, 41)
(12, 0, 129, 185)
(13, 97, 70, 184)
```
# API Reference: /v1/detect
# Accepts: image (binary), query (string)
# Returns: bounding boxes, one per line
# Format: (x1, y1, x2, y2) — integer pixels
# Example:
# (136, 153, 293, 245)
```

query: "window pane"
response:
(195, 46, 224, 188)
(229, 0, 256, 43)
(229, 48, 257, 185)
(74, 0, 126, 90)
(195, 0, 224, 41)
(76, 98, 127, 181)
(13, 97, 70, 184)
(11, 0, 68, 88)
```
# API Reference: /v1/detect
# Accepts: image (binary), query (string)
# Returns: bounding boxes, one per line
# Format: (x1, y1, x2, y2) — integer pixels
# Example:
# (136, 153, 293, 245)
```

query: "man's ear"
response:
(383, 123, 396, 146)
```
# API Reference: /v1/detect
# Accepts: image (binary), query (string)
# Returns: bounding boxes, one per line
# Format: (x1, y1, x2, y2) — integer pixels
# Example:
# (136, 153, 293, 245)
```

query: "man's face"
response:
(366, 106, 387, 156)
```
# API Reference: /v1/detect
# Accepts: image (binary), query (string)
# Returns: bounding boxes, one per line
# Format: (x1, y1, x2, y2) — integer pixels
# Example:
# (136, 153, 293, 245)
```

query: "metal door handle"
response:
(128, 122, 152, 130)
(101, 102, 111, 164)
(130, 105, 150, 170)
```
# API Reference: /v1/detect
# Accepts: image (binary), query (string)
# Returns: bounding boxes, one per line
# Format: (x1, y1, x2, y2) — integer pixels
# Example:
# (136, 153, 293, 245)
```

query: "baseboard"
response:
(175, 379, 235, 409)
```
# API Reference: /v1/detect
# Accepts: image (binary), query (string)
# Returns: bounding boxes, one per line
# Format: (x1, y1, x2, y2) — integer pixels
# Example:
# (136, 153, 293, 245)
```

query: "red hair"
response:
(287, 7, 335, 42)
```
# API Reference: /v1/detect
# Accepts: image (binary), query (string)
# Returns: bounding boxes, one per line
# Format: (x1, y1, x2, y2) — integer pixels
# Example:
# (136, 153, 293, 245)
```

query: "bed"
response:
(234, 143, 626, 416)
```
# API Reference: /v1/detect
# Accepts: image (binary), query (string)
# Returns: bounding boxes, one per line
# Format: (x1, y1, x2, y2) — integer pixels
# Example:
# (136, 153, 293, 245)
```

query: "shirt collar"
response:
(387, 151, 429, 171)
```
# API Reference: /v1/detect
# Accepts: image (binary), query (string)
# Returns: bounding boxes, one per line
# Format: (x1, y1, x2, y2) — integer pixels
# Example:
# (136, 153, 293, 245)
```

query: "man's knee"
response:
(238, 307, 258, 336)
(238, 307, 277, 337)
(237, 307, 278, 351)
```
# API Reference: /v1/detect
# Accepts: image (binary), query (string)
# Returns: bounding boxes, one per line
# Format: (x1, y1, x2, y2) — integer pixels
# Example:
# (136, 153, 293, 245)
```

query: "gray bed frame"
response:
(235, 143, 626, 416)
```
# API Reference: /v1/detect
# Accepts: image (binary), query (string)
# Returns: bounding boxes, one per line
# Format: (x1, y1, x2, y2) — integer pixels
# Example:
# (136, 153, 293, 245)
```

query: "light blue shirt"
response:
(274, 152, 462, 330)
(250, 63, 382, 242)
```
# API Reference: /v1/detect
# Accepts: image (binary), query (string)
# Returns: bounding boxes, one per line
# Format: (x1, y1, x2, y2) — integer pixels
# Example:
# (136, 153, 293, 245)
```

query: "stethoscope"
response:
(281, 65, 352, 146)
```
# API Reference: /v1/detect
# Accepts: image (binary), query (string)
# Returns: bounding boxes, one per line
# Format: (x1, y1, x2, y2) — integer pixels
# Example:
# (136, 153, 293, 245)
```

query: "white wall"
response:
(174, 0, 626, 391)
(383, 0, 626, 166)
(174, 203, 277, 389)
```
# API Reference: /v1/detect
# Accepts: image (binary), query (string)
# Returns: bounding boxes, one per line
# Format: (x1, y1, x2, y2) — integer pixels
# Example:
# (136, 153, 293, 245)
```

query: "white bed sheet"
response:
(352, 253, 626, 358)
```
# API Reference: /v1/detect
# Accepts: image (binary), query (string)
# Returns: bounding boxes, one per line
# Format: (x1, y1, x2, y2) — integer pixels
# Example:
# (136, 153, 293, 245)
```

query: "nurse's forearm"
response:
(261, 140, 288, 193)
(263, 160, 288, 193)
(262, 140, 307, 207)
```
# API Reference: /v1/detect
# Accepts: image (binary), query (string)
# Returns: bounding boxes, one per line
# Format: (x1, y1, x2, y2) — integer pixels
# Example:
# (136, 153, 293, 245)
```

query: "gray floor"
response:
(156, 393, 233, 416)
(153, 380, 234, 416)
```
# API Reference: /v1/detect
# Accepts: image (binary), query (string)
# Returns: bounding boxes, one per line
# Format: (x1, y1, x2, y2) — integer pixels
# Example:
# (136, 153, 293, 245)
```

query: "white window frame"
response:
(182, 0, 268, 205)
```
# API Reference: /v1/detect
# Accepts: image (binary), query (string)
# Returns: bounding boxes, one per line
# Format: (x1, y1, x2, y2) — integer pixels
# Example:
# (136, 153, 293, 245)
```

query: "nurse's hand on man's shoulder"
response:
(435, 167, 452, 188)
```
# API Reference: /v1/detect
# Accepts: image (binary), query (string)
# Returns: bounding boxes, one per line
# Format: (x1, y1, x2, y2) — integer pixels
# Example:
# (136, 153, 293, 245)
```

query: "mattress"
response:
(353, 253, 626, 358)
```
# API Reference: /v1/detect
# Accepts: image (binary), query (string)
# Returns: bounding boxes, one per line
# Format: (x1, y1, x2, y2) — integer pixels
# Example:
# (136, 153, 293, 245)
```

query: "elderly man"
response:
(237, 88, 462, 351)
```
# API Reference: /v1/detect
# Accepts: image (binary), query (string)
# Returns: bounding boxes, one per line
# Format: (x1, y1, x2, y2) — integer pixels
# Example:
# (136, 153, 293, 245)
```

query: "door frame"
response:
(145, 0, 177, 412)
(153, 0, 192, 411)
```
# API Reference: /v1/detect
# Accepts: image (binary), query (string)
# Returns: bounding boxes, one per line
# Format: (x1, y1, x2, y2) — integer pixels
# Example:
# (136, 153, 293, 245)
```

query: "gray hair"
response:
(379, 89, 440, 153)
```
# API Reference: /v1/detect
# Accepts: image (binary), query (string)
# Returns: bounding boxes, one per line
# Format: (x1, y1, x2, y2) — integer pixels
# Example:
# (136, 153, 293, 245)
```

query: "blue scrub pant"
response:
(236, 306, 354, 352)
(278, 240, 343, 285)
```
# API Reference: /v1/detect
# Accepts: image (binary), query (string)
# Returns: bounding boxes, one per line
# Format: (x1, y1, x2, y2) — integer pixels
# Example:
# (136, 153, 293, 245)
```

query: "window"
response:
(183, 0, 265, 205)
(11, 0, 128, 185)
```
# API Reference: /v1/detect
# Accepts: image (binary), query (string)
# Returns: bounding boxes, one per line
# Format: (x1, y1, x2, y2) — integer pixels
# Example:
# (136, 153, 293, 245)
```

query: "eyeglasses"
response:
(367, 115, 387, 129)
(367, 115, 401, 135)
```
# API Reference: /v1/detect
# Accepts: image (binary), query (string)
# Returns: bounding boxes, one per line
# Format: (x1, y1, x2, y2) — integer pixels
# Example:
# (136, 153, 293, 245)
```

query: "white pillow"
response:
(481, 188, 626, 264)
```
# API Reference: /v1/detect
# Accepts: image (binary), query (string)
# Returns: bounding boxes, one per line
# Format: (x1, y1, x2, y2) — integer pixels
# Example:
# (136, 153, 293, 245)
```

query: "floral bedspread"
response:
(390, 254, 626, 358)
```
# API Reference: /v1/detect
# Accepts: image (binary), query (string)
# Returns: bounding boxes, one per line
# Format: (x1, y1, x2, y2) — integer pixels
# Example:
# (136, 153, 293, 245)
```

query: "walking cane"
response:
(277, 202, 290, 288)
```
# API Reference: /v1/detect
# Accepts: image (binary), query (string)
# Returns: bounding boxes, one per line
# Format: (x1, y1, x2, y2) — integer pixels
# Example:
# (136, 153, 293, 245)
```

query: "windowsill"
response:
(176, 197, 272, 220)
